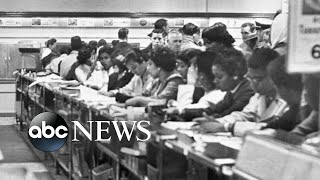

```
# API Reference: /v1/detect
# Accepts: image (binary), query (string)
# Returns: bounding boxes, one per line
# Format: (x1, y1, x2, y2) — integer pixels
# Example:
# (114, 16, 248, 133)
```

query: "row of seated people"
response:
(41, 13, 317, 140)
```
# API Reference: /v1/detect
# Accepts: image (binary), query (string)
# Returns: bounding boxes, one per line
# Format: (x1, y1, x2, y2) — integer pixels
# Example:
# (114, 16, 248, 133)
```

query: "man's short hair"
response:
(268, 55, 302, 93)
(248, 48, 279, 70)
(59, 45, 71, 55)
(167, 29, 182, 39)
(154, 19, 167, 29)
(97, 39, 107, 47)
(71, 36, 82, 51)
(182, 23, 199, 36)
(118, 28, 129, 40)
(241, 22, 256, 33)
(150, 28, 166, 37)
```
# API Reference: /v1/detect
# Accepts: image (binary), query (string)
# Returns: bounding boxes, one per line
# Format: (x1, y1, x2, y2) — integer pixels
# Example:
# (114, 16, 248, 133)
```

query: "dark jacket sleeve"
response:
(108, 72, 134, 91)
(156, 77, 184, 100)
(64, 62, 79, 81)
(108, 73, 119, 91)
(118, 72, 134, 89)
(266, 105, 303, 131)
(291, 111, 319, 136)
(206, 79, 254, 117)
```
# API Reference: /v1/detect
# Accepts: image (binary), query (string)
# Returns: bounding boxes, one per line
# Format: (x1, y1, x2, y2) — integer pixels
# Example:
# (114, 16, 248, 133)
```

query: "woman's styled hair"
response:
(124, 48, 147, 64)
(98, 45, 114, 59)
(177, 48, 202, 66)
(151, 46, 176, 72)
(212, 47, 247, 78)
(202, 23, 235, 47)
(46, 38, 57, 48)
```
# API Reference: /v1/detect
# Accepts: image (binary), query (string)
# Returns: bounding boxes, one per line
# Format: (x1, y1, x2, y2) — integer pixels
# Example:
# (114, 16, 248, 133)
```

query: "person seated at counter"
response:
(193, 47, 254, 121)
(167, 48, 204, 111)
(41, 38, 57, 59)
(107, 59, 134, 91)
(41, 46, 60, 69)
(166, 51, 226, 121)
(99, 49, 154, 100)
(60, 36, 83, 79)
(196, 48, 288, 134)
(125, 46, 184, 107)
(84, 45, 115, 90)
(45, 45, 71, 75)
(226, 58, 317, 137)
(88, 40, 98, 63)
(74, 45, 92, 83)
(264, 56, 307, 131)
(175, 48, 202, 82)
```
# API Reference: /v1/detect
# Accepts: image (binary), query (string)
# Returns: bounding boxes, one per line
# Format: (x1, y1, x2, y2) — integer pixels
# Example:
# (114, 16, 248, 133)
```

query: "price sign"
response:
(288, 0, 320, 73)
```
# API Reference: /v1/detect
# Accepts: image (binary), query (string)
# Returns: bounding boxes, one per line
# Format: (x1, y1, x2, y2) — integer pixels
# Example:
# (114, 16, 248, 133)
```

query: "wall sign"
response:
(288, 0, 320, 73)
(1, 18, 22, 26)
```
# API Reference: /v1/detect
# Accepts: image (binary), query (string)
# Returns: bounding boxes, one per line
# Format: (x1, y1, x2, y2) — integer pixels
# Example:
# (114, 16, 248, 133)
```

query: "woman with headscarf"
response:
(270, 13, 288, 56)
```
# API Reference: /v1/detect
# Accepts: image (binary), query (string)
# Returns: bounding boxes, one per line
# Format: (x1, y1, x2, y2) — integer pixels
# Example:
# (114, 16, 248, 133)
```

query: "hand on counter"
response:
(98, 90, 115, 97)
(233, 122, 267, 137)
(195, 121, 225, 134)
(192, 112, 215, 123)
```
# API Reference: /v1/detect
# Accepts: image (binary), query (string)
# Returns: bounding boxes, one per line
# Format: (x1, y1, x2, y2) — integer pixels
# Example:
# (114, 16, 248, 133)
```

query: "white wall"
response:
(0, 0, 280, 13)
(208, 0, 282, 13)
(0, 0, 207, 12)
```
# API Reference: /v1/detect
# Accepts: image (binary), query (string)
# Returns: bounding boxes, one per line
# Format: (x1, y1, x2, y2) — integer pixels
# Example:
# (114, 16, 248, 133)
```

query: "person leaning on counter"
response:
(197, 54, 319, 137)
(100, 49, 155, 101)
(165, 50, 226, 120)
(195, 48, 287, 136)
(125, 46, 184, 107)
(192, 46, 255, 121)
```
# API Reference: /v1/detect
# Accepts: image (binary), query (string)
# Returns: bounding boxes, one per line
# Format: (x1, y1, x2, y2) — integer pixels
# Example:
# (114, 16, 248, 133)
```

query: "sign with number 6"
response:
(288, 0, 320, 73)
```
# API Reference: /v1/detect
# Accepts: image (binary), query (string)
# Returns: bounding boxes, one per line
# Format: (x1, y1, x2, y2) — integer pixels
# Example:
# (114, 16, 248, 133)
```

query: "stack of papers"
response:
(161, 121, 197, 130)
(194, 134, 242, 150)
(28, 74, 63, 87)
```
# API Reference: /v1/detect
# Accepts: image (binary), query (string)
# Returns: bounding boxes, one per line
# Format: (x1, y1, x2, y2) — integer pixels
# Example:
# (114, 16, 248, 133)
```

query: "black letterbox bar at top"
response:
(0, 12, 274, 18)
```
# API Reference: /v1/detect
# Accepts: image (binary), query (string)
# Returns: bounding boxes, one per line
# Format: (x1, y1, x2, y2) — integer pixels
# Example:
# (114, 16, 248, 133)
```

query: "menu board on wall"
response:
(112, 18, 131, 27)
(41, 18, 58, 26)
(77, 18, 94, 27)
(0, 18, 22, 26)
(287, 0, 320, 73)
(209, 18, 255, 28)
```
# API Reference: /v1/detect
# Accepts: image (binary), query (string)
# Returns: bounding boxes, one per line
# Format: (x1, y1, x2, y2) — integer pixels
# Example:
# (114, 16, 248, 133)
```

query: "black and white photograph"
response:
(31, 18, 41, 26)
(0, 0, 320, 180)
(68, 18, 78, 26)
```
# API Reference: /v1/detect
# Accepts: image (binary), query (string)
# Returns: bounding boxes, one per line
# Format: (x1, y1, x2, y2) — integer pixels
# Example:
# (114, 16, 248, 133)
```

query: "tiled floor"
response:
(0, 117, 68, 180)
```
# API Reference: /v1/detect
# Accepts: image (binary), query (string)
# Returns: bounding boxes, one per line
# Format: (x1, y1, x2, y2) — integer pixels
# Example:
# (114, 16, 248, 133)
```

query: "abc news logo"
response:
(28, 112, 151, 152)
